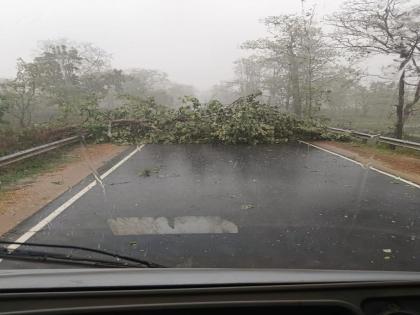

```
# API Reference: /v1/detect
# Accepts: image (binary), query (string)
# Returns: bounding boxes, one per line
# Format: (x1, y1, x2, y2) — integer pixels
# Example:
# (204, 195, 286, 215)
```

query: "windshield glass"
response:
(1, 0, 420, 271)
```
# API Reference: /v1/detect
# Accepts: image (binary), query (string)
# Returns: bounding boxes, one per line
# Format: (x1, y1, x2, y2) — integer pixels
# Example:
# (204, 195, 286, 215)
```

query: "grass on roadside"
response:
(341, 139, 420, 159)
(0, 145, 77, 193)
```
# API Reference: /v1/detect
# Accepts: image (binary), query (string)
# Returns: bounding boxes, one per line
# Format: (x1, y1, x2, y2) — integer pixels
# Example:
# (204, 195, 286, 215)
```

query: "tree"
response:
(32, 41, 115, 122)
(0, 59, 39, 128)
(329, 0, 420, 138)
(81, 69, 125, 100)
(0, 94, 7, 123)
(241, 12, 336, 117)
(207, 82, 239, 104)
(123, 69, 170, 102)
(33, 44, 84, 116)
(123, 69, 196, 108)
(298, 10, 336, 116)
(165, 83, 196, 107)
(232, 56, 264, 97)
(38, 39, 111, 75)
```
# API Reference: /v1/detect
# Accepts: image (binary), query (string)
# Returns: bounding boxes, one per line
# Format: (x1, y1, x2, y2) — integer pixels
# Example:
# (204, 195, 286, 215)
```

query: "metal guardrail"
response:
(1, 126, 418, 168)
(327, 127, 374, 139)
(0, 135, 81, 168)
(327, 127, 420, 151)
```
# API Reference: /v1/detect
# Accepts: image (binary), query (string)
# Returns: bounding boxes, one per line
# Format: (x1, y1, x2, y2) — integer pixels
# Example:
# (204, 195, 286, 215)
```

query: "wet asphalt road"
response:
(1, 143, 420, 270)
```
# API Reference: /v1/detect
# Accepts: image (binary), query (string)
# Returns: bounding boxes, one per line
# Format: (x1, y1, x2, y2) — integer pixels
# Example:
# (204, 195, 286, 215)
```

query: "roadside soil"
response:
(313, 141, 420, 185)
(0, 143, 128, 236)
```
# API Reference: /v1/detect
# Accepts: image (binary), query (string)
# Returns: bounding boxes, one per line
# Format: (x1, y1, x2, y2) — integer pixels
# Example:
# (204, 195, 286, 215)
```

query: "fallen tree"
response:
(86, 93, 331, 145)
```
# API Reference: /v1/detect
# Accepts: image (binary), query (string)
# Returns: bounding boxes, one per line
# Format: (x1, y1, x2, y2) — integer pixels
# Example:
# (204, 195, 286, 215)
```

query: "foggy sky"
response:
(0, 0, 344, 90)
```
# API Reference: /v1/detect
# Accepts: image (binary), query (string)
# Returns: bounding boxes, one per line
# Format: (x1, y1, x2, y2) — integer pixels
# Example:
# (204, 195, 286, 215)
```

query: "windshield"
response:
(0, 0, 420, 272)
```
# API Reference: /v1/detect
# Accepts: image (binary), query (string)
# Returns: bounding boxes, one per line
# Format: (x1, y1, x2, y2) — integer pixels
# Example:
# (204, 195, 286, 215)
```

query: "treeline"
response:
(208, 0, 420, 139)
(0, 39, 195, 130)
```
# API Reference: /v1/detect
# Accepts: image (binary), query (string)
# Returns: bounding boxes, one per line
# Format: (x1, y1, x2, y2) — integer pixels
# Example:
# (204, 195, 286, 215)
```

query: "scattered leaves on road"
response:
(138, 166, 160, 177)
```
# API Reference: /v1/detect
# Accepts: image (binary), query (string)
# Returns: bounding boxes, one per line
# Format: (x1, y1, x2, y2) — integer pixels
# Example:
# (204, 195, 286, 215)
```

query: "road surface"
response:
(1, 143, 420, 270)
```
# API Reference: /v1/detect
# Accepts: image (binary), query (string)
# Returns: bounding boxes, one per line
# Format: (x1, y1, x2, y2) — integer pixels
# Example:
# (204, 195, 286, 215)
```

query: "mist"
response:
(0, 0, 343, 90)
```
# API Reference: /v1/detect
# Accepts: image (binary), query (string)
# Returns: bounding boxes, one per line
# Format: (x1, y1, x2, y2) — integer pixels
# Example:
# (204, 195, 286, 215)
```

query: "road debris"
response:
(138, 166, 160, 177)
(241, 203, 255, 210)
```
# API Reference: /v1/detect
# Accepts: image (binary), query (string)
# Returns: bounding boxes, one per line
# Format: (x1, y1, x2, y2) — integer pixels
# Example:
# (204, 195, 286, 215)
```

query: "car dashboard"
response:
(0, 269, 420, 314)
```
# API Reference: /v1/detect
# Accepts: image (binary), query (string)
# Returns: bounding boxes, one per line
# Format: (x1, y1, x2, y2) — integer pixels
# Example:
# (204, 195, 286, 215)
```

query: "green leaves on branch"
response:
(88, 93, 326, 145)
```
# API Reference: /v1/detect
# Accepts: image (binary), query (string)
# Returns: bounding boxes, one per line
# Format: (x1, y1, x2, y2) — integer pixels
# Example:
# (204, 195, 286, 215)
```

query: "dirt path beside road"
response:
(0, 143, 128, 236)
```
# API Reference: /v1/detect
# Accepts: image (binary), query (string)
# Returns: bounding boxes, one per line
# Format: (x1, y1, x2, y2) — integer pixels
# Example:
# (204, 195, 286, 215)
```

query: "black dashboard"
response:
(1, 269, 420, 314)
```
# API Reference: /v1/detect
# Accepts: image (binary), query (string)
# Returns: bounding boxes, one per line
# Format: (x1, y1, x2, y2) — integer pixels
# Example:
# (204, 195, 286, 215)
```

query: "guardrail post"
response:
(367, 135, 379, 146)
(107, 120, 112, 139)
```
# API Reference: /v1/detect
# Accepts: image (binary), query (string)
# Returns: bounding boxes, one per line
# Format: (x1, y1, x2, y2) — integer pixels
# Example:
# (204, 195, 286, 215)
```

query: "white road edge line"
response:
(299, 140, 420, 189)
(4, 144, 144, 253)
(369, 166, 420, 189)
(299, 140, 364, 167)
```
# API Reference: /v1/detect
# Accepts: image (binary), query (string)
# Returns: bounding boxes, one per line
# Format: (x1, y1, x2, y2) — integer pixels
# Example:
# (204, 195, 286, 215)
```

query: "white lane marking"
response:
(370, 166, 420, 189)
(300, 141, 420, 189)
(108, 216, 239, 235)
(299, 140, 364, 167)
(4, 145, 144, 253)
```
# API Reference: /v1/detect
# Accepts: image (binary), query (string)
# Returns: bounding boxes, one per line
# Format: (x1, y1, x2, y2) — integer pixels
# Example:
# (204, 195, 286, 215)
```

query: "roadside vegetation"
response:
(0, 147, 74, 192)
(331, 138, 420, 159)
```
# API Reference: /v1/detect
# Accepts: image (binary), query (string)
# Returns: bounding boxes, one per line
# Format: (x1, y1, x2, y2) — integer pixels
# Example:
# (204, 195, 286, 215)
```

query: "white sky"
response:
(0, 0, 344, 90)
